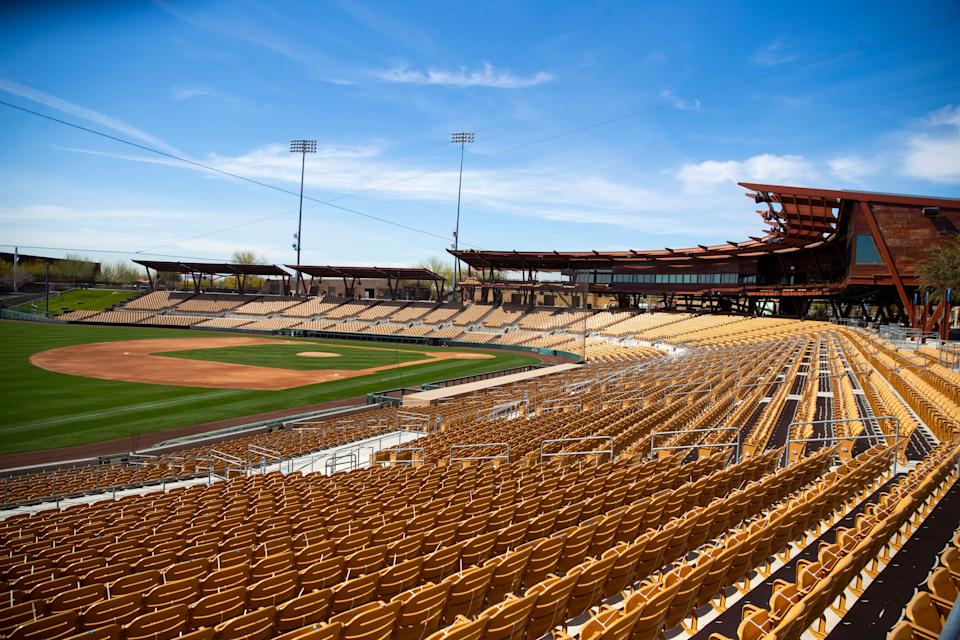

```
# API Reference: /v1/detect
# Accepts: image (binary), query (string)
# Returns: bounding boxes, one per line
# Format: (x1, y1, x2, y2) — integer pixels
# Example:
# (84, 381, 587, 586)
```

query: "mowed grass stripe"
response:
(10, 390, 239, 432)
(0, 321, 540, 454)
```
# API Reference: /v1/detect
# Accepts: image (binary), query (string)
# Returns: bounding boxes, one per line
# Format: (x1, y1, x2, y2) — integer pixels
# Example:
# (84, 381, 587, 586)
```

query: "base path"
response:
(30, 337, 494, 391)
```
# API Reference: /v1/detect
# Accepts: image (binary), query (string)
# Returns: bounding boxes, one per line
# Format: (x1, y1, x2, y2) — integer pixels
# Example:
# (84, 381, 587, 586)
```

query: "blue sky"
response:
(1, 1, 959, 270)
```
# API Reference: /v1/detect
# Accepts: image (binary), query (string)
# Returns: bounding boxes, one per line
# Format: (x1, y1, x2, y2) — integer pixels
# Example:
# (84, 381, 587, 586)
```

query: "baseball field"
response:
(0, 320, 540, 455)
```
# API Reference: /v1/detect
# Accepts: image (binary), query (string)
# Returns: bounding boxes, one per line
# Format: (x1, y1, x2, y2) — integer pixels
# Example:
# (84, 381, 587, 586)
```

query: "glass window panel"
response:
(855, 234, 883, 264)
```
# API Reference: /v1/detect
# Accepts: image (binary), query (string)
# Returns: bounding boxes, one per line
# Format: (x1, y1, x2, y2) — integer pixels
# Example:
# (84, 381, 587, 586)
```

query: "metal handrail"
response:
(248, 444, 283, 474)
(450, 442, 510, 464)
(538, 398, 582, 414)
(650, 426, 741, 462)
(782, 415, 900, 472)
(325, 450, 358, 474)
(540, 436, 614, 463)
(375, 446, 425, 466)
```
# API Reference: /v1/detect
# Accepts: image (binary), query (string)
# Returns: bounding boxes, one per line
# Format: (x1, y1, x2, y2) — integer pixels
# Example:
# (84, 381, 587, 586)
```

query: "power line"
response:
(0, 99, 460, 245)
(1, 11, 957, 256)
(122, 11, 960, 256)
(137, 206, 301, 253)
(299, 11, 960, 202)
(139, 11, 960, 254)
(0, 243, 235, 262)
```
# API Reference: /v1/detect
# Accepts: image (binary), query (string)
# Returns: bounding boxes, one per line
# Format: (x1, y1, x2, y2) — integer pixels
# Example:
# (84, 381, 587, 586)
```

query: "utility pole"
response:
(44, 260, 50, 317)
(450, 132, 474, 300)
(290, 139, 317, 296)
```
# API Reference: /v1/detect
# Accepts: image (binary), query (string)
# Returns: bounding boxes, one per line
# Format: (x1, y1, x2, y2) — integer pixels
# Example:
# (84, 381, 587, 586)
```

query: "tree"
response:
(100, 260, 141, 286)
(0, 260, 35, 289)
(228, 249, 268, 291)
(417, 256, 455, 299)
(157, 271, 183, 289)
(231, 249, 265, 265)
(918, 236, 960, 302)
(49, 254, 98, 287)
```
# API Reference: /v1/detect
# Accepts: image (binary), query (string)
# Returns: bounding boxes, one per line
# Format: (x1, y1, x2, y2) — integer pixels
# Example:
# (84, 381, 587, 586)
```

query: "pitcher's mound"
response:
(296, 351, 341, 358)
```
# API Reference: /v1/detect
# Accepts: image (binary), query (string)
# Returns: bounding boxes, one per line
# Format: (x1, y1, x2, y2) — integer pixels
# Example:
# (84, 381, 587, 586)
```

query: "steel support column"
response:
(858, 201, 915, 325)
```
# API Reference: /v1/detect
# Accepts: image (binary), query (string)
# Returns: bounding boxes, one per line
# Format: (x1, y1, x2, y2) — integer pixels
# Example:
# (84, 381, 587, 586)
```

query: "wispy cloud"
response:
(901, 104, 960, 183)
(172, 86, 217, 101)
(749, 38, 798, 66)
(60, 140, 750, 236)
(0, 78, 181, 154)
(660, 89, 701, 112)
(677, 154, 816, 192)
(828, 155, 880, 183)
(376, 62, 553, 89)
(154, 1, 356, 85)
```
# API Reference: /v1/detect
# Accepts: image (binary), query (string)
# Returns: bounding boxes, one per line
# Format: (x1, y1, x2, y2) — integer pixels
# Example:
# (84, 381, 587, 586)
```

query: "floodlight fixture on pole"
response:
(290, 139, 317, 296)
(450, 132, 474, 300)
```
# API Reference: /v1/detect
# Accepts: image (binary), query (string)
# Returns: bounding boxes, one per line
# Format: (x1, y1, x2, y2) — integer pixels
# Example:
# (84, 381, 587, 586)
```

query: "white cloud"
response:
(60, 139, 754, 237)
(922, 104, 960, 128)
(828, 156, 880, 183)
(901, 105, 960, 183)
(676, 160, 740, 191)
(0, 78, 180, 155)
(903, 137, 960, 183)
(172, 86, 217, 101)
(749, 38, 798, 66)
(677, 154, 815, 192)
(660, 89, 700, 112)
(376, 62, 553, 89)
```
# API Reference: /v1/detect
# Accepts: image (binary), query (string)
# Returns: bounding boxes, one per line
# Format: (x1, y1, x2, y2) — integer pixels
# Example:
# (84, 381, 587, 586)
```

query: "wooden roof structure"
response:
(287, 265, 444, 281)
(450, 183, 960, 272)
(132, 260, 289, 277)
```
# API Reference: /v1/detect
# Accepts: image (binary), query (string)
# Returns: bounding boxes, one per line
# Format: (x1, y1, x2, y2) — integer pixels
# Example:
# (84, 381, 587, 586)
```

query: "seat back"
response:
(48, 584, 107, 613)
(143, 577, 200, 610)
(122, 605, 188, 640)
(214, 606, 276, 640)
(481, 593, 538, 640)
(377, 557, 424, 599)
(276, 589, 333, 632)
(339, 599, 402, 640)
(189, 586, 246, 628)
(247, 569, 300, 610)
(81, 592, 142, 629)
(63, 623, 120, 640)
(273, 621, 342, 640)
(395, 582, 451, 640)
(9, 610, 78, 640)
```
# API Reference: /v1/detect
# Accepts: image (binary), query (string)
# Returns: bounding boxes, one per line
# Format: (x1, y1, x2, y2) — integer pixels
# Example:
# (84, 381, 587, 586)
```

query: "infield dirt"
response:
(30, 336, 493, 391)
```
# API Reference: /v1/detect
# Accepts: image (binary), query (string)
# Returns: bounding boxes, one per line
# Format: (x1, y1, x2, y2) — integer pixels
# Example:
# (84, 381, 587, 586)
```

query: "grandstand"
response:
(1, 315, 959, 640)
(3, 183, 960, 640)
(452, 184, 960, 339)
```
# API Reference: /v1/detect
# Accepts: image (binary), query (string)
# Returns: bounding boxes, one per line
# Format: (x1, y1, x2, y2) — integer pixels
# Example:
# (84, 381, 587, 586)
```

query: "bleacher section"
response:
(234, 300, 300, 316)
(66, 294, 853, 361)
(176, 294, 252, 314)
(123, 291, 189, 310)
(85, 310, 155, 324)
(282, 299, 344, 318)
(2, 318, 960, 640)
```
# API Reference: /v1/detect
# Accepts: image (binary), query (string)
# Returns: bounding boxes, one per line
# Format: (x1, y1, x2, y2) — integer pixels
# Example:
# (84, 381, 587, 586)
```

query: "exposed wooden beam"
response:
(859, 201, 914, 325)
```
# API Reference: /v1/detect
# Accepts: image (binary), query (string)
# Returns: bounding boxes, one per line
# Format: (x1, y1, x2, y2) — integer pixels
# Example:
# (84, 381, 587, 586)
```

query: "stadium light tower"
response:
(290, 139, 317, 296)
(450, 131, 474, 299)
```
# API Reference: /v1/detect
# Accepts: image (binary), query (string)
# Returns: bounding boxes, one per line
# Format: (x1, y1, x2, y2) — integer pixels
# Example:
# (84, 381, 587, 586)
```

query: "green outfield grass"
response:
(163, 342, 428, 370)
(0, 321, 540, 455)
(10, 288, 139, 316)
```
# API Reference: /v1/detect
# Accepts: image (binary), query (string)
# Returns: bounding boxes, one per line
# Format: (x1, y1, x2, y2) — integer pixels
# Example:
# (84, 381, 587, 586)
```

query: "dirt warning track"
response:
(29, 337, 493, 391)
